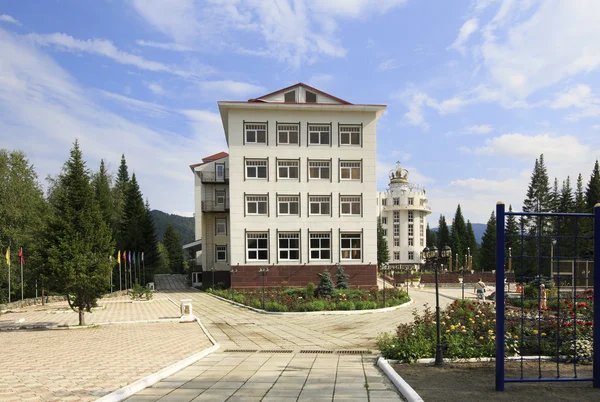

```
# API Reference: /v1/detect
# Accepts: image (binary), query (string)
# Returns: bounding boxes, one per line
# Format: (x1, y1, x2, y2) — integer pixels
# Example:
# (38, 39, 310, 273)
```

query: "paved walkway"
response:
(126, 275, 456, 401)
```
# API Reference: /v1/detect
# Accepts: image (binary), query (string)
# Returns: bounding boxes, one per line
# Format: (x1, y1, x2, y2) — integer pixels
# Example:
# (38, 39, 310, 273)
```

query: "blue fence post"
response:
(496, 202, 506, 391)
(594, 204, 600, 388)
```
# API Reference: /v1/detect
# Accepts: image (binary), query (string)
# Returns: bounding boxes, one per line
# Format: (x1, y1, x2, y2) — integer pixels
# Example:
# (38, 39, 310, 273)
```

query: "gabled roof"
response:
(248, 82, 352, 105)
(189, 151, 228, 170)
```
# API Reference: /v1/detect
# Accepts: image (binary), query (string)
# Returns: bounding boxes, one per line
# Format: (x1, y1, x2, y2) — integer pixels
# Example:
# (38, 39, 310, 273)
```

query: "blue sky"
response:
(1, 0, 600, 223)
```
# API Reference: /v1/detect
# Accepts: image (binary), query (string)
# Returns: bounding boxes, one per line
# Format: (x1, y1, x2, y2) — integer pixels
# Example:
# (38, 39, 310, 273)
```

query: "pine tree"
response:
(377, 216, 389, 268)
(93, 160, 113, 237)
(120, 173, 146, 251)
(140, 200, 160, 283)
(523, 155, 551, 215)
(550, 178, 559, 212)
(558, 177, 574, 213)
(164, 223, 183, 274)
(575, 173, 586, 212)
(585, 159, 600, 211)
(450, 205, 468, 266)
(426, 223, 437, 247)
(156, 242, 170, 274)
(335, 263, 350, 289)
(465, 221, 479, 271)
(113, 154, 129, 248)
(317, 269, 334, 297)
(505, 205, 519, 257)
(436, 215, 450, 251)
(479, 212, 496, 272)
(43, 140, 113, 325)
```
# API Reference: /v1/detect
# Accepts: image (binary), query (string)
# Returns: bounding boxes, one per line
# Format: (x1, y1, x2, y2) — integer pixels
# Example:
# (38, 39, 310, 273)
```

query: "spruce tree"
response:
(120, 173, 146, 251)
(465, 221, 479, 271)
(585, 160, 600, 211)
(426, 223, 437, 247)
(505, 205, 519, 257)
(164, 223, 183, 274)
(335, 263, 350, 289)
(317, 269, 334, 297)
(44, 140, 113, 325)
(113, 154, 130, 248)
(436, 215, 450, 251)
(550, 178, 559, 212)
(558, 177, 574, 213)
(449, 205, 467, 267)
(377, 216, 389, 268)
(156, 242, 170, 274)
(479, 212, 496, 272)
(575, 173, 586, 212)
(523, 155, 551, 215)
(141, 200, 160, 283)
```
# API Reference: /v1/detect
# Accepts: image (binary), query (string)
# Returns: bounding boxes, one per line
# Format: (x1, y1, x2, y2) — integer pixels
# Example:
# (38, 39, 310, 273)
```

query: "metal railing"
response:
(201, 200, 230, 212)
(200, 168, 229, 183)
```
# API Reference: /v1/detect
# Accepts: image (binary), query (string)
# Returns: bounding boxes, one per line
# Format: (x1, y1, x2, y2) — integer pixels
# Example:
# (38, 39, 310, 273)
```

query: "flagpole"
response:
(7, 247, 11, 304)
(119, 259, 122, 292)
(129, 252, 132, 291)
(20, 248, 23, 301)
(142, 252, 145, 286)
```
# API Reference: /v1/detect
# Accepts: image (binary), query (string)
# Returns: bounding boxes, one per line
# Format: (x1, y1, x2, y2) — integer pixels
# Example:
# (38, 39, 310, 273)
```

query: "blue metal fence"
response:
(495, 202, 600, 391)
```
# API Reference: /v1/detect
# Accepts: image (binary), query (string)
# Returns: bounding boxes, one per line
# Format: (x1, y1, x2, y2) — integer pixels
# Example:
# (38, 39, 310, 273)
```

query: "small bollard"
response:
(147, 282, 155, 291)
(180, 299, 194, 322)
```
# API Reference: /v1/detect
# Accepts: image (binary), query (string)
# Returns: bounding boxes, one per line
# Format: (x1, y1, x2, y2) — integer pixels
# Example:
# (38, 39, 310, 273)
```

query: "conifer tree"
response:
(164, 223, 183, 273)
(93, 160, 113, 236)
(479, 212, 496, 272)
(465, 221, 479, 271)
(377, 216, 389, 268)
(575, 173, 586, 212)
(426, 223, 437, 247)
(113, 154, 129, 248)
(450, 205, 468, 264)
(335, 263, 350, 289)
(505, 205, 519, 256)
(120, 173, 146, 251)
(558, 177, 574, 213)
(436, 215, 450, 251)
(43, 140, 113, 325)
(317, 269, 334, 297)
(550, 177, 559, 212)
(141, 200, 160, 282)
(585, 159, 600, 211)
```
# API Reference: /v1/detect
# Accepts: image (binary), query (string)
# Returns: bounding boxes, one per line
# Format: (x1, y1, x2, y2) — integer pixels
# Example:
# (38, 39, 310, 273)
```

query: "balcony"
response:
(201, 200, 230, 213)
(383, 203, 431, 213)
(199, 168, 229, 183)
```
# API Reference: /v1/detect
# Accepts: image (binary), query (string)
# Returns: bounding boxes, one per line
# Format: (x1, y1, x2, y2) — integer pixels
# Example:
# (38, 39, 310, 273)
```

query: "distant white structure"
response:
(376, 162, 431, 270)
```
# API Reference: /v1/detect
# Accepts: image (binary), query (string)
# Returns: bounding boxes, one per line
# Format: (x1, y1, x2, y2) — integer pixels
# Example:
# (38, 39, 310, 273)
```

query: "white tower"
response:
(376, 162, 431, 270)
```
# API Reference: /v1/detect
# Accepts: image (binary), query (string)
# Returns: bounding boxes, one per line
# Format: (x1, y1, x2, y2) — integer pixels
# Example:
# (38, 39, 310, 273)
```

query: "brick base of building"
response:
(392, 271, 507, 285)
(231, 264, 377, 288)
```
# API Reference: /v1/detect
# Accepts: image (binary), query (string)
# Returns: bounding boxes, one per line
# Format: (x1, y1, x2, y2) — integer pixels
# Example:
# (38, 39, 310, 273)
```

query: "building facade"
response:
(191, 83, 386, 287)
(376, 163, 431, 271)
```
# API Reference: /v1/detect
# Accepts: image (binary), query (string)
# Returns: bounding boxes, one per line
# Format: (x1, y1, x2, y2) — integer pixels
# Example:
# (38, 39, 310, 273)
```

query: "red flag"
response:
(18, 248, 24, 265)
(122, 251, 127, 263)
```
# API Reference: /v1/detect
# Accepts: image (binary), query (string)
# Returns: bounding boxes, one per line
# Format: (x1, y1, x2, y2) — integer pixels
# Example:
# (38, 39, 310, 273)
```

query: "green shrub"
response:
(130, 283, 152, 300)
(250, 298, 262, 309)
(304, 300, 325, 311)
(336, 301, 356, 310)
(283, 288, 305, 298)
(377, 330, 433, 362)
(305, 282, 316, 298)
(234, 294, 245, 304)
(265, 302, 288, 312)
(336, 263, 350, 289)
(317, 270, 335, 297)
(364, 301, 378, 310)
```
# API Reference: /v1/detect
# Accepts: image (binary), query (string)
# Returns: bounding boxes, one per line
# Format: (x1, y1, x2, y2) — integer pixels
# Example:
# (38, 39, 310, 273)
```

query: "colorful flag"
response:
(5, 247, 9, 265)
(122, 250, 127, 263)
(18, 248, 24, 265)
(128, 251, 131, 263)
(117, 250, 121, 264)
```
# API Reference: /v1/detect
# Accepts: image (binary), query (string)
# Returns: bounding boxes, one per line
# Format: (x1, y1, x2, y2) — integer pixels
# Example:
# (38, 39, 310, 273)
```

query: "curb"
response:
(205, 292, 414, 315)
(377, 357, 424, 402)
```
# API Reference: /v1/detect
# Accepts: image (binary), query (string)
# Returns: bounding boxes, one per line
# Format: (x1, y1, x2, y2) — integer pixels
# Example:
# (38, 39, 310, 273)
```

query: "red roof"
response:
(189, 151, 228, 169)
(248, 82, 352, 105)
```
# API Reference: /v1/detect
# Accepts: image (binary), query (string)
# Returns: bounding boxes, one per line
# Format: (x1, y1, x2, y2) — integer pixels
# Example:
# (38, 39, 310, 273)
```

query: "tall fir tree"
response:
(558, 177, 574, 213)
(93, 159, 113, 235)
(479, 212, 496, 272)
(436, 215, 450, 252)
(550, 177, 559, 212)
(120, 173, 146, 250)
(505, 204, 519, 257)
(465, 221, 479, 271)
(425, 223, 437, 247)
(164, 223, 183, 274)
(43, 140, 113, 325)
(377, 216, 389, 268)
(141, 200, 160, 282)
(450, 205, 468, 266)
(575, 173, 586, 212)
(585, 159, 600, 211)
(113, 154, 130, 248)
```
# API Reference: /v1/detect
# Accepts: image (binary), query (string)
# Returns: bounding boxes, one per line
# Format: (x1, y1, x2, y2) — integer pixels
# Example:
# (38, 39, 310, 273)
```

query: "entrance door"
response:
(191, 272, 202, 287)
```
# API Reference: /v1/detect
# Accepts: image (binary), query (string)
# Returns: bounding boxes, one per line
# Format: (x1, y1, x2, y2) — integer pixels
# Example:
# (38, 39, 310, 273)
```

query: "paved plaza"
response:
(0, 275, 461, 401)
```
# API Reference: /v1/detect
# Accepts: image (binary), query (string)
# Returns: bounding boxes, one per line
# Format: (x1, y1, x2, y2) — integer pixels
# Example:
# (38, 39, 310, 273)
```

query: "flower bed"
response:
(377, 289, 594, 363)
(206, 286, 410, 312)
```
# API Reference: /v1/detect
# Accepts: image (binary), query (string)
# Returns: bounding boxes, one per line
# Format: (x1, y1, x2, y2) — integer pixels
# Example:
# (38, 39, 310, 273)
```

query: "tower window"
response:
(284, 91, 295, 102)
(306, 91, 317, 103)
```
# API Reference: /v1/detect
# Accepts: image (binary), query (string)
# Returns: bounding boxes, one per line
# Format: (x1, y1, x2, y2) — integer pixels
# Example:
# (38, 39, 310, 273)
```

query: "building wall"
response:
(226, 108, 379, 270)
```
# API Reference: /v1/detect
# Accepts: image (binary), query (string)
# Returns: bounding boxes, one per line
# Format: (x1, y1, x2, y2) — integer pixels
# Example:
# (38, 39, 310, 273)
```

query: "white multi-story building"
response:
(190, 83, 386, 287)
(376, 163, 432, 271)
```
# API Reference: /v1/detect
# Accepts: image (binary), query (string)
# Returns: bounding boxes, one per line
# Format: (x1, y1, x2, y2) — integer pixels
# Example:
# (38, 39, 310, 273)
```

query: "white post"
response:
(180, 299, 194, 322)
(20, 248, 23, 301)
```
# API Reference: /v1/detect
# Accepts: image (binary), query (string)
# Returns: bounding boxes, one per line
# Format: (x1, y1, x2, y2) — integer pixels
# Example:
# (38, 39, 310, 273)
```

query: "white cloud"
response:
(0, 27, 225, 215)
(448, 18, 479, 55)
(0, 14, 20, 25)
(136, 40, 194, 52)
(197, 80, 266, 98)
(466, 124, 493, 134)
(27, 32, 214, 78)
(131, 0, 406, 68)
(551, 84, 600, 120)
(308, 73, 333, 89)
(146, 82, 165, 96)
(98, 90, 170, 117)
(376, 58, 399, 72)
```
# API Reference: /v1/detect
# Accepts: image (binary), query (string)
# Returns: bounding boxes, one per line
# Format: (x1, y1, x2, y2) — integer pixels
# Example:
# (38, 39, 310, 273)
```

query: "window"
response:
(408, 251, 414, 260)
(340, 161, 361, 180)
(383, 229, 387, 236)
(408, 238, 414, 246)
(245, 123, 267, 144)
(215, 189, 226, 205)
(277, 124, 299, 145)
(340, 196, 361, 215)
(394, 238, 400, 247)
(393, 211, 400, 223)
(420, 225, 424, 236)
(278, 160, 299, 179)
(278, 195, 299, 215)
(216, 218, 227, 235)
(247, 233, 268, 261)
(394, 252, 400, 260)
(306, 91, 317, 103)
(216, 245, 227, 262)
(408, 211, 413, 223)
(246, 195, 268, 215)
(339, 125, 361, 146)
(420, 213, 424, 224)
(341, 233, 361, 260)
(308, 124, 330, 145)
(284, 91, 295, 102)
(393, 197, 400, 206)
(308, 160, 330, 179)
(246, 159, 267, 179)
(382, 198, 387, 206)
(408, 197, 414, 205)
(382, 217, 387, 224)
(279, 233, 299, 260)
(310, 233, 330, 260)
(420, 238, 424, 247)
(309, 196, 331, 215)
(408, 224, 414, 236)
(393, 224, 399, 237)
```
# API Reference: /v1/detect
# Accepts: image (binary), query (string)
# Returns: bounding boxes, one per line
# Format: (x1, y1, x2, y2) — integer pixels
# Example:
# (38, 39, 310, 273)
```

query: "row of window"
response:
(381, 211, 426, 225)
(393, 251, 416, 261)
(381, 197, 428, 206)
(242, 194, 363, 217)
(244, 158, 362, 181)
(244, 122, 363, 147)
